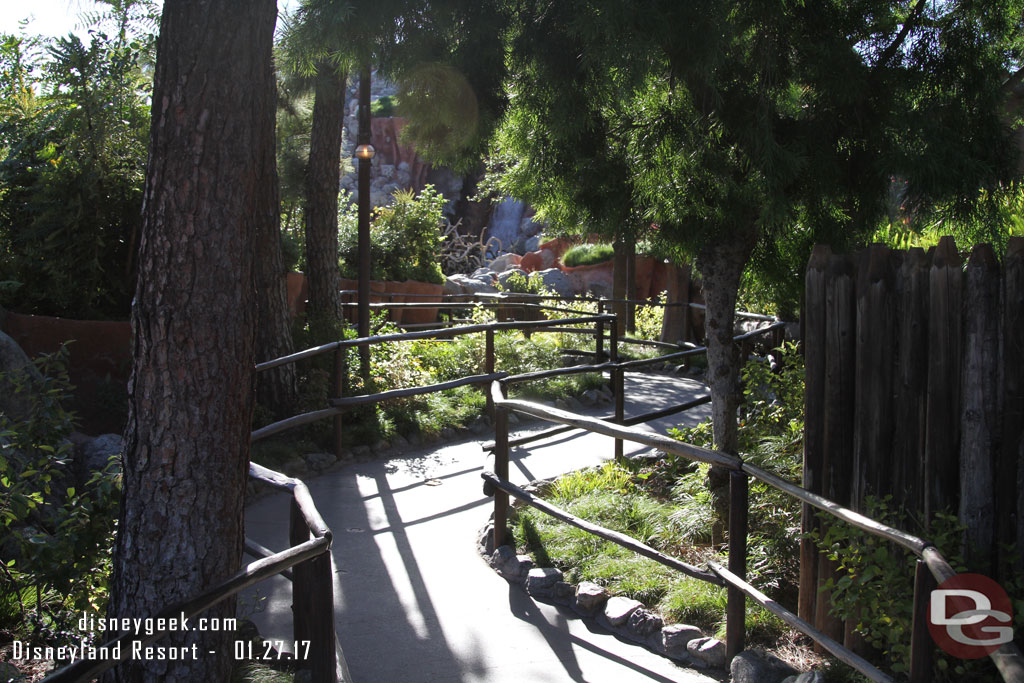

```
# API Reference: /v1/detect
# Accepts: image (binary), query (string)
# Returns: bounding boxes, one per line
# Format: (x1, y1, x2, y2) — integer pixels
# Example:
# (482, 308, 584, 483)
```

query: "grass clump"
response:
(562, 243, 615, 267)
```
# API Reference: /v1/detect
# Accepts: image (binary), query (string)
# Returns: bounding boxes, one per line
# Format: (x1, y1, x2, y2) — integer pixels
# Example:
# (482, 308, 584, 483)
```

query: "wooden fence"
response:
(800, 236, 1024, 658)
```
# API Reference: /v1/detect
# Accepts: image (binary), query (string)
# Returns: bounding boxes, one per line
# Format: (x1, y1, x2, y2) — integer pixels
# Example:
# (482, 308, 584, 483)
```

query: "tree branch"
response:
(875, 0, 928, 70)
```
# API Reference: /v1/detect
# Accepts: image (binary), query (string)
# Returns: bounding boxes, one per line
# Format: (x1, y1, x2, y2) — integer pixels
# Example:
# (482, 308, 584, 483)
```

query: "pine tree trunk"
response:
(254, 53, 298, 420)
(303, 67, 347, 339)
(696, 230, 757, 539)
(106, 1, 275, 680)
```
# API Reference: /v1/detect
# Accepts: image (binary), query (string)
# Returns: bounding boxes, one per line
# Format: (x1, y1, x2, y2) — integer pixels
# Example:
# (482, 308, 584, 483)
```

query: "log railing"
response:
(42, 463, 345, 683)
(480, 322, 1024, 683)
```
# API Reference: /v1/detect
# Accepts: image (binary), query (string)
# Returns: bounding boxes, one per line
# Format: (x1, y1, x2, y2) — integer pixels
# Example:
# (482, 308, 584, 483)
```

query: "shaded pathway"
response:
(243, 372, 726, 682)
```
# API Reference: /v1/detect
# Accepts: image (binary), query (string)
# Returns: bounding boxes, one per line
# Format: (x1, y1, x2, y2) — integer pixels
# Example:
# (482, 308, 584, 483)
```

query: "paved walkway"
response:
(243, 372, 726, 683)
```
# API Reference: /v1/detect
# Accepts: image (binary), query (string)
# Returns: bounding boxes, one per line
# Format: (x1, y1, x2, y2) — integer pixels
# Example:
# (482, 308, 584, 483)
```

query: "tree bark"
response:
(303, 66, 347, 340)
(695, 230, 757, 538)
(254, 52, 298, 420)
(106, 1, 276, 680)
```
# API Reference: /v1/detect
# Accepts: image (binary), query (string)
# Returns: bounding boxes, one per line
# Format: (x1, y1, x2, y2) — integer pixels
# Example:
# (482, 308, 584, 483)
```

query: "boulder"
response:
(731, 649, 799, 683)
(603, 596, 642, 626)
(661, 624, 702, 656)
(487, 252, 523, 273)
(0, 330, 41, 422)
(496, 268, 528, 289)
(574, 581, 609, 614)
(535, 268, 575, 298)
(525, 567, 564, 597)
(520, 248, 556, 273)
(445, 274, 498, 295)
(687, 636, 726, 669)
(78, 434, 123, 480)
(780, 673, 825, 683)
(626, 608, 663, 638)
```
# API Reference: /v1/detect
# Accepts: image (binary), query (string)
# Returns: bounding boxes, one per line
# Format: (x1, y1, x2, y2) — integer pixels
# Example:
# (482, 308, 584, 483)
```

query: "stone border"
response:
(476, 519, 728, 671)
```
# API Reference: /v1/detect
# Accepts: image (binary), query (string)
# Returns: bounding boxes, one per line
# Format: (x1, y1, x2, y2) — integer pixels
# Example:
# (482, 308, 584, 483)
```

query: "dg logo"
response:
(928, 573, 1015, 659)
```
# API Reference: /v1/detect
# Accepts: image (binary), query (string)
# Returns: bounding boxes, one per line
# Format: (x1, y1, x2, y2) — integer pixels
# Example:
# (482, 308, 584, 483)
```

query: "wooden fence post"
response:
(494, 384, 510, 548)
(609, 318, 623, 461)
(894, 248, 930, 522)
(800, 245, 829, 623)
(485, 327, 496, 419)
(815, 253, 855, 646)
(726, 470, 749, 661)
(852, 244, 895, 508)
(595, 310, 605, 362)
(924, 236, 962, 526)
(290, 501, 338, 681)
(960, 244, 1001, 574)
(1004, 238, 1024, 577)
(909, 559, 937, 683)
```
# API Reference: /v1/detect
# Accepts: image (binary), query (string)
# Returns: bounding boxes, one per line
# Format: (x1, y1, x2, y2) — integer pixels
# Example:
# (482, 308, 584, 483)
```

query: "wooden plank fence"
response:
(800, 236, 1024, 652)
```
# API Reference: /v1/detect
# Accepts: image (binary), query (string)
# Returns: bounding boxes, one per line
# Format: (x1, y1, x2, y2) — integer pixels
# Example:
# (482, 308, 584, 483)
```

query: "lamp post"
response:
(356, 61, 374, 387)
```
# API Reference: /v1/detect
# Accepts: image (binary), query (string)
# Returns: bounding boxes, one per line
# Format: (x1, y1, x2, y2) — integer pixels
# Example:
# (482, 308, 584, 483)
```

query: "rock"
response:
(687, 637, 726, 669)
(470, 416, 491, 435)
(79, 433, 123, 478)
(603, 596, 643, 626)
(553, 581, 575, 605)
(579, 389, 601, 406)
(525, 567, 563, 596)
(0, 330, 41, 421)
(731, 649, 799, 683)
(496, 268, 528, 289)
(391, 434, 411, 450)
(520, 248, 557, 273)
(373, 440, 391, 453)
(0, 662, 21, 682)
(535, 268, 575, 297)
(490, 545, 518, 575)
(379, 163, 395, 178)
(441, 427, 455, 440)
(780, 673, 825, 683)
(574, 581, 609, 614)
(487, 252, 523, 273)
(554, 398, 569, 411)
(626, 608, 663, 638)
(303, 452, 335, 471)
(352, 445, 372, 460)
(445, 273, 498, 295)
(661, 624, 703, 655)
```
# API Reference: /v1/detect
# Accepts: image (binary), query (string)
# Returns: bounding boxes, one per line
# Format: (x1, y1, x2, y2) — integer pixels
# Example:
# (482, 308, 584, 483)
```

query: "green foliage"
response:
(562, 243, 615, 267)
(633, 297, 665, 342)
(669, 342, 805, 591)
(370, 95, 400, 118)
(495, 271, 543, 295)
(0, 16, 154, 319)
(0, 348, 120, 642)
(338, 186, 446, 284)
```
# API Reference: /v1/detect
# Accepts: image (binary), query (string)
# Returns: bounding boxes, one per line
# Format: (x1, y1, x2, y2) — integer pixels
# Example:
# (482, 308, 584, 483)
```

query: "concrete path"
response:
(243, 372, 726, 683)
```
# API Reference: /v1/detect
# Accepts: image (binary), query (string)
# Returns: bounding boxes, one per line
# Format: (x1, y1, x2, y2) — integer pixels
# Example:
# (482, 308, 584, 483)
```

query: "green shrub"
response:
(338, 186, 446, 284)
(562, 243, 615, 267)
(0, 347, 120, 643)
(370, 95, 400, 117)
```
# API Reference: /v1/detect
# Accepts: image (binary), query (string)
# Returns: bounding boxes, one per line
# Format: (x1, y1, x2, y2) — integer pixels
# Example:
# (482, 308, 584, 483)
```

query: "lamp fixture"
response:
(354, 144, 376, 160)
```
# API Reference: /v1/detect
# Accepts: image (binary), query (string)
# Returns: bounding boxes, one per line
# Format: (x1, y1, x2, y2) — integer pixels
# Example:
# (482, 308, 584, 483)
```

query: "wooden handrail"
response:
(43, 463, 339, 683)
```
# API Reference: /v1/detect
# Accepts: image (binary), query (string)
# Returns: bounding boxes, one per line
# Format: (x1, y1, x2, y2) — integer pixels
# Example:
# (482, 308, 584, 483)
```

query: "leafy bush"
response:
(370, 95, 400, 118)
(562, 243, 615, 267)
(0, 27, 153, 319)
(496, 271, 543, 295)
(338, 186, 446, 284)
(0, 347, 120, 643)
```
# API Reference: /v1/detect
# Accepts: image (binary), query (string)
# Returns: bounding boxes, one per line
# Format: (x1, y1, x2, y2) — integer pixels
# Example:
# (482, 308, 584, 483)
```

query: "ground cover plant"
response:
(562, 243, 615, 267)
(511, 344, 805, 641)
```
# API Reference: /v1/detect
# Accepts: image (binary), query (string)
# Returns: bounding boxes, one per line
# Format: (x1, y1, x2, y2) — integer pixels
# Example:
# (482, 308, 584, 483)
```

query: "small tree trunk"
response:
(254, 53, 298, 420)
(106, 0, 276, 680)
(696, 230, 756, 539)
(304, 66, 347, 340)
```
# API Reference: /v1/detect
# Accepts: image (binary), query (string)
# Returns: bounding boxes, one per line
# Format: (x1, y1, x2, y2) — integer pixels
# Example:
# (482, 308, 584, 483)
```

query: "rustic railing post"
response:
(485, 327, 496, 418)
(493, 383, 511, 548)
(333, 345, 345, 460)
(290, 500, 314, 663)
(909, 558, 937, 683)
(609, 318, 624, 461)
(595, 301, 605, 361)
(726, 469, 749, 661)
